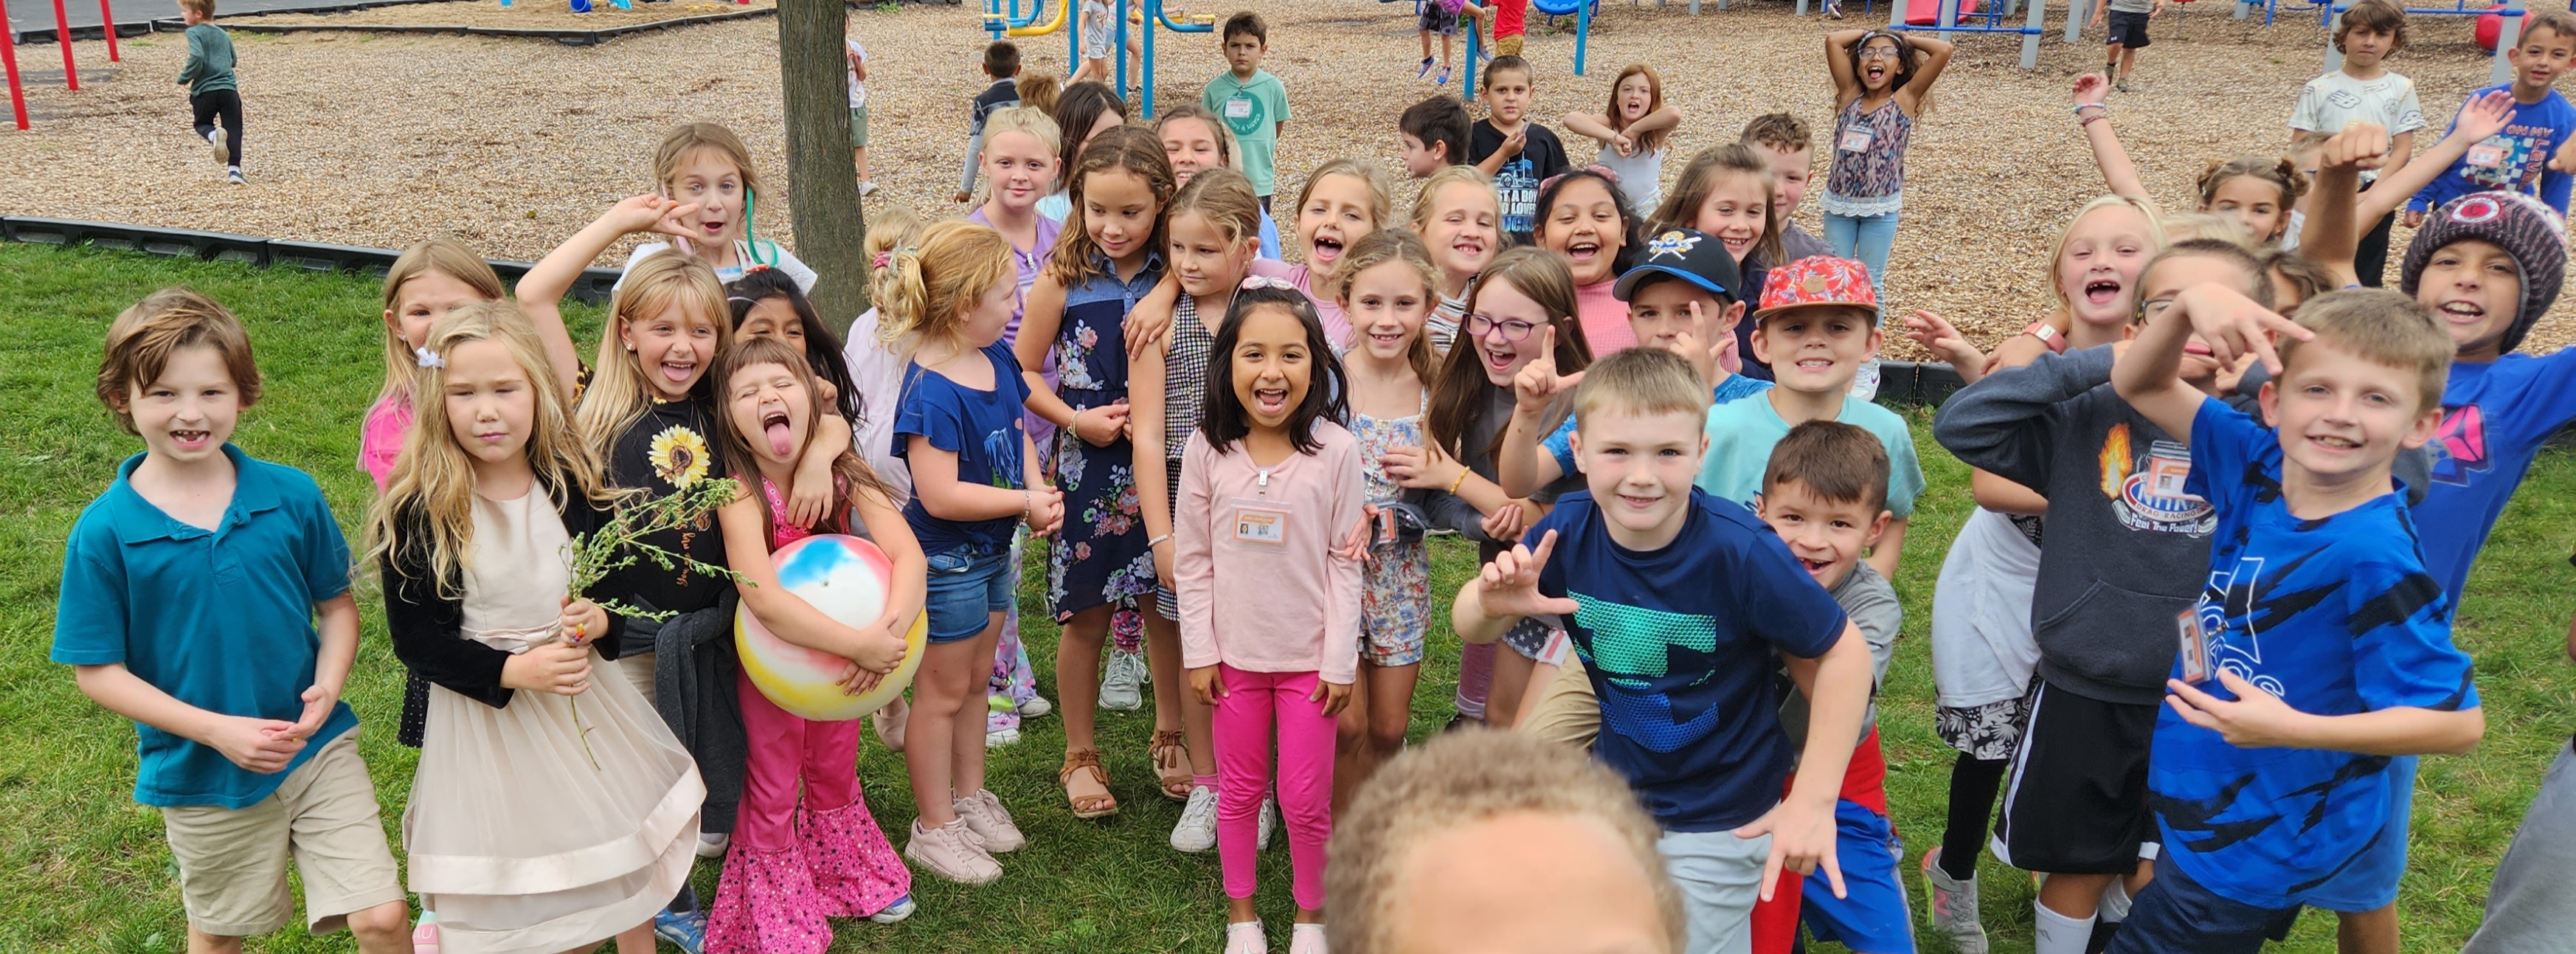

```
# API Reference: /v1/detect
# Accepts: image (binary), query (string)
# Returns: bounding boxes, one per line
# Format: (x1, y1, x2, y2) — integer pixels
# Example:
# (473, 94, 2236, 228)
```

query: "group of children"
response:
(78, 2, 2576, 953)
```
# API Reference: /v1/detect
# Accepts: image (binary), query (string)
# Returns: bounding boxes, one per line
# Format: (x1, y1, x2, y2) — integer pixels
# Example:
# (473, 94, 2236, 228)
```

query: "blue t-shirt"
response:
(2411, 348, 2576, 601)
(2150, 399, 2478, 911)
(1531, 489, 1849, 832)
(1543, 376, 1773, 476)
(2407, 85, 2576, 215)
(895, 341, 1033, 553)
(50, 445, 360, 809)
(1696, 392, 1926, 518)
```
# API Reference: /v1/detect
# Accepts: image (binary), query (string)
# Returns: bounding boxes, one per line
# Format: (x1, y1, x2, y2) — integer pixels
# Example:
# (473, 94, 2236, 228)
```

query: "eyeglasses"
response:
(2141, 297, 2176, 318)
(1464, 314, 1540, 342)
(1858, 47, 1903, 61)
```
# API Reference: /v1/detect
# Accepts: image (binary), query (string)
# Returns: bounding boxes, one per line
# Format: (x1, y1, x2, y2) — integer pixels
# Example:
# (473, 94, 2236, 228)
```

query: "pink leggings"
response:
(736, 668, 862, 851)
(1215, 665, 1334, 909)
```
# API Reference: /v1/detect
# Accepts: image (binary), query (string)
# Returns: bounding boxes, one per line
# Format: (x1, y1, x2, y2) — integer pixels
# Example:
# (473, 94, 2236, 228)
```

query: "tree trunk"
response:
(778, 0, 868, 336)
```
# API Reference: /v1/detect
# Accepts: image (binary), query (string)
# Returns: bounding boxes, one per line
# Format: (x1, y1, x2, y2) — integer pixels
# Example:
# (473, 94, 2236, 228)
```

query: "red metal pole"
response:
(51, 0, 76, 90)
(100, 0, 117, 61)
(1, 20, 28, 129)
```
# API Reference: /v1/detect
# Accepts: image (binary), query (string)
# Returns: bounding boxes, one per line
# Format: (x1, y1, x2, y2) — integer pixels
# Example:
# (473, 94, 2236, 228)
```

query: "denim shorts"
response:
(924, 544, 1014, 644)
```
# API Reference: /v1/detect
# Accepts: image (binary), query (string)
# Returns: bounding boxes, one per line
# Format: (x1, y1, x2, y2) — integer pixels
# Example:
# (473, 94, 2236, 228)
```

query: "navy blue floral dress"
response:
(1044, 255, 1164, 620)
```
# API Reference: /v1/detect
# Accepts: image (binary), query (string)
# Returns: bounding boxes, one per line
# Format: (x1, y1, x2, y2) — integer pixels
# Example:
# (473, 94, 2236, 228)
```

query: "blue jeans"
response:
(1821, 208, 1900, 302)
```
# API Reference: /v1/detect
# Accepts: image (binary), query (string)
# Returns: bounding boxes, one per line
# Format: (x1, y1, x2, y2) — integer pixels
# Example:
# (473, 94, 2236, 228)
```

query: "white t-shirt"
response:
(616, 240, 818, 294)
(842, 306, 913, 505)
(2289, 69, 2425, 183)
(846, 39, 868, 109)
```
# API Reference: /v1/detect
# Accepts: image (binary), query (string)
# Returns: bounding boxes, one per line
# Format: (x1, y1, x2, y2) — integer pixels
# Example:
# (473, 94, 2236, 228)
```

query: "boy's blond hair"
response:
(1325, 730, 1684, 954)
(2276, 288, 2453, 414)
(97, 288, 260, 435)
(1571, 348, 1711, 434)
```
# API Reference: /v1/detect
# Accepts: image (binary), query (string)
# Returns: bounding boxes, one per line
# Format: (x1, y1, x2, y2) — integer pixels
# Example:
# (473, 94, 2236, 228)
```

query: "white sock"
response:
(2099, 877, 2134, 924)
(2033, 901, 2097, 954)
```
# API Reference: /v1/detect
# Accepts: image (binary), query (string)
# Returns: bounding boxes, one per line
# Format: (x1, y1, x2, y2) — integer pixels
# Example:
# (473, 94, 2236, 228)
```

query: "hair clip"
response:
(872, 251, 892, 269)
(726, 295, 758, 305)
(1239, 276, 1298, 291)
(415, 347, 445, 370)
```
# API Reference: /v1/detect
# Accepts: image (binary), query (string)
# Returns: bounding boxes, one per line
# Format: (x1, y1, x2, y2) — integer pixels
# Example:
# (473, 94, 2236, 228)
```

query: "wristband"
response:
(1447, 469, 1471, 494)
(1023, 489, 1033, 519)
(1147, 533, 1172, 547)
(2080, 114, 2108, 129)
(2073, 102, 2108, 116)
(2022, 321, 2068, 354)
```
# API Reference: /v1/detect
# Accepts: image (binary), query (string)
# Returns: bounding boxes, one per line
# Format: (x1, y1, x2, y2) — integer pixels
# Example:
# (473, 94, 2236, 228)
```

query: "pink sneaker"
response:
(953, 789, 1026, 853)
(904, 817, 1000, 885)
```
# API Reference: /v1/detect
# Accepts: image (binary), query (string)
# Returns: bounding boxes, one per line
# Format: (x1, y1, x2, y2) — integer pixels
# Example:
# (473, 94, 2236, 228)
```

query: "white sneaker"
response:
(857, 180, 879, 197)
(867, 893, 916, 924)
(1100, 649, 1146, 711)
(1017, 693, 1053, 719)
(1171, 784, 1219, 852)
(225, 167, 246, 186)
(1225, 920, 1268, 954)
(1921, 848, 1989, 954)
(207, 128, 226, 163)
(1257, 795, 1278, 851)
(1289, 922, 1328, 954)
(696, 832, 730, 859)
(986, 725, 1020, 749)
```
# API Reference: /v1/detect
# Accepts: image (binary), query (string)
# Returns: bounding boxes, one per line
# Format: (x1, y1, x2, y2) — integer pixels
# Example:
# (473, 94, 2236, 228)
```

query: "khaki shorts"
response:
(849, 105, 870, 148)
(160, 733, 404, 938)
(1495, 34, 1525, 57)
(1519, 651, 1599, 750)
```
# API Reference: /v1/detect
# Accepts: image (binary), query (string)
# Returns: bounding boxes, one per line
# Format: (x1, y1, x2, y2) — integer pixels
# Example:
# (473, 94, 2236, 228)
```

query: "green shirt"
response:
(177, 24, 238, 97)
(1201, 69, 1289, 196)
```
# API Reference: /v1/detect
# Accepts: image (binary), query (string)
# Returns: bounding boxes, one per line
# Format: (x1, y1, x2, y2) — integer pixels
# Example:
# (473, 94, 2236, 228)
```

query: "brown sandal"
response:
(1150, 730, 1194, 801)
(1060, 748, 1120, 819)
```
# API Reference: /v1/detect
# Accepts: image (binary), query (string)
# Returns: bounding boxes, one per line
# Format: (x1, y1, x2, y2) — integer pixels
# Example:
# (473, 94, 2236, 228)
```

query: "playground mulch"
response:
(4, 0, 2569, 354)
(241, 0, 775, 29)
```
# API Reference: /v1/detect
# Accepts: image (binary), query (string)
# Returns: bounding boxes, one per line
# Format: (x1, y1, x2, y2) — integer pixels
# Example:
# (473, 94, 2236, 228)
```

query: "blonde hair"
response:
(97, 288, 260, 435)
(1335, 228, 1444, 384)
(878, 221, 1019, 354)
(2045, 195, 2167, 319)
(1571, 347, 1709, 432)
(1649, 145, 1784, 268)
(1165, 166, 1265, 254)
(578, 250, 733, 459)
(1408, 165, 1499, 232)
(365, 302, 614, 598)
(2277, 288, 2454, 414)
(379, 239, 505, 407)
(863, 204, 928, 313)
(1326, 729, 1685, 954)
(982, 105, 1064, 165)
(1291, 157, 1395, 238)
(2158, 211, 2252, 249)
(653, 122, 761, 198)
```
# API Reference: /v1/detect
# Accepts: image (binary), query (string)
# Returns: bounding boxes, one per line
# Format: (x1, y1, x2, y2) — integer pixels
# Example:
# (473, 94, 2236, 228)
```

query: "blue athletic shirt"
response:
(2407, 85, 2576, 215)
(1531, 488, 1849, 832)
(894, 340, 1031, 554)
(2411, 348, 2576, 601)
(1543, 376, 1773, 475)
(2149, 398, 2478, 911)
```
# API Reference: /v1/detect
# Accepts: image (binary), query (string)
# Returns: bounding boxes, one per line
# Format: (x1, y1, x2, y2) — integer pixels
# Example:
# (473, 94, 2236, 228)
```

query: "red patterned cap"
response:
(1756, 256, 1877, 320)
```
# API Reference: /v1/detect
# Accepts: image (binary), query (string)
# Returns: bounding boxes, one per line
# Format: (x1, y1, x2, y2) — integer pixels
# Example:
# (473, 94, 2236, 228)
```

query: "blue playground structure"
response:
(1887, 0, 2050, 69)
(1456, 0, 1597, 103)
(984, 0, 1212, 117)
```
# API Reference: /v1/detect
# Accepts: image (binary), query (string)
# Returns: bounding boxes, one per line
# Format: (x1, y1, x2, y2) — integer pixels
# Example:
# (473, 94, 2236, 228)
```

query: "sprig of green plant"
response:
(556, 477, 747, 767)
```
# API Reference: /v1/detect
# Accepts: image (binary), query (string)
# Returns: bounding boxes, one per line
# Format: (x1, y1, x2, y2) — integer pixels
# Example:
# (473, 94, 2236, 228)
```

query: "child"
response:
(1412, 165, 1503, 353)
(175, 0, 243, 185)
(1533, 169, 1642, 353)
(847, 21, 876, 196)
(1469, 55, 1571, 246)
(1157, 103, 1287, 257)
(1741, 113, 1837, 263)
(1204, 12, 1291, 212)
(1453, 346, 1873, 954)
(2406, 10, 2576, 223)
(1414, 0, 1480, 88)
(956, 41, 1025, 204)
(2094, 0, 2161, 91)
(1932, 238, 2279, 954)
(1399, 94, 1475, 179)
(2079, 75, 2309, 247)
(1821, 29, 1953, 305)
(1562, 64, 1682, 215)
(1749, 421, 1911, 954)
(623, 123, 820, 292)
(1326, 729, 1685, 954)
(1175, 281, 1364, 954)
(851, 206, 932, 508)
(1489, 0, 1527, 57)
(884, 221, 1059, 885)
(2288, 0, 2421, 286)
(361, 239, 506, 491)
(1075, 0, 1113, 84)
(704, 337, 921, 951)
(1332, 229, 1444, 807)
(1132, 168, 1265, 849)
(1287, 158, 1393, 343)
(369, 303, 703, 953)
(1019, 125, 1173, 820)
(1652, 145, 1785, 378)
(730, 267, 864, 433)
(1039, 82, 1129, 222)
(57, 288, 411, 954)
(2105, 286, 2482, 953)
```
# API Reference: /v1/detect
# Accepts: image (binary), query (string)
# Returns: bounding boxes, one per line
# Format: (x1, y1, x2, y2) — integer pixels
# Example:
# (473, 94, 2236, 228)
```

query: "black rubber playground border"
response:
(1, 215, 626, 303)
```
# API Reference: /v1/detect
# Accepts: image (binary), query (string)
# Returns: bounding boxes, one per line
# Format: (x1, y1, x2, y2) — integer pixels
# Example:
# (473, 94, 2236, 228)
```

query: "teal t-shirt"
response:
(51, 445, 359, 809)
(1202, 69, 1290, 196)
(1694, 392, 1925, 518)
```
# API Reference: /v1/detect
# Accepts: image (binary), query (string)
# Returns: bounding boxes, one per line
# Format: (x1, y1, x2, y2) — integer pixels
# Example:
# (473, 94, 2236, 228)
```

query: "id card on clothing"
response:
(2177, 608, 2212, 684)
(1225, 96, 1254, 120)
(1839, 127, 1874, 153)
(2468, 142, 2507, 169)
(1233, 498, 1289, 547)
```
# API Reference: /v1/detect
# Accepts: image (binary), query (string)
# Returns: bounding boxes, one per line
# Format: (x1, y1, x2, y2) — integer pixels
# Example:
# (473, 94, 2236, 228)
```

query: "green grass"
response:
(1, 241, 2570, 953)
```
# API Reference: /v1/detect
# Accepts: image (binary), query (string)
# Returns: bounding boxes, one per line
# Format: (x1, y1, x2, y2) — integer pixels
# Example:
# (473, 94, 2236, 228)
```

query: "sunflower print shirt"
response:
(597, 397, 735, 615)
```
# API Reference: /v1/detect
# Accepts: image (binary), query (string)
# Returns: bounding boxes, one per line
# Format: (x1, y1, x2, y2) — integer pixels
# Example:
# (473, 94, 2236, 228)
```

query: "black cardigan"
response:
(381, 480, 634, 747)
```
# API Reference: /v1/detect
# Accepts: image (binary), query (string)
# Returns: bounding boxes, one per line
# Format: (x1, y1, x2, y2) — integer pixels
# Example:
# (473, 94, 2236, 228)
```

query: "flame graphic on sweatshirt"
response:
(2099, 423, 2133, 500)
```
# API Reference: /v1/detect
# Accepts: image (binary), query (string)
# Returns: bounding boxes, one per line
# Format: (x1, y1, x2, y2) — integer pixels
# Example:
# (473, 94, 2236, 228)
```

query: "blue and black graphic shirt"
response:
(1531, 489, 1848, 832)
(2150, 398, 2478, 911)
(2410, 349, 2576, 601)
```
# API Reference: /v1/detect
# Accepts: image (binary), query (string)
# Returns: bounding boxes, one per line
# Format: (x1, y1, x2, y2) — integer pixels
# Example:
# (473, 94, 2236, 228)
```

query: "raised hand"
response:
(1476, 529, 1579, 620)
(1902, 310, 1984, 371)
(2071, 73, 2109, 110)
(2172, 282, 2313, 375)
(603, 193, 702, 240)
(2457, 89, 2518, 146)
(1513, 325, 1583, 414)
(2319, 121, 2392, 175)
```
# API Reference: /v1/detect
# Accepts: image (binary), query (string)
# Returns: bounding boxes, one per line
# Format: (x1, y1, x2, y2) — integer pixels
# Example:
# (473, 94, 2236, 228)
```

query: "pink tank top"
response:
(761, 477, 814, 550)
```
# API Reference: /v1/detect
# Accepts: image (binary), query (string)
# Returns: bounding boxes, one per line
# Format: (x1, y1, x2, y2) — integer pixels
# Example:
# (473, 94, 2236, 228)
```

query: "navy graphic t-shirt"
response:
(1469, 120, 1571, 245)
(1531, 489, 1848, 832)
(894, 341, 1031, 554)
(2150, 399, 2478, 911)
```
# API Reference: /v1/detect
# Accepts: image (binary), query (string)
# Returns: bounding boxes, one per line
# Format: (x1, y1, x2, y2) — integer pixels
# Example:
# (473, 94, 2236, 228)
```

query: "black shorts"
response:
(1992, 679, 2158, 874)
(2106, 10, 2152, 49)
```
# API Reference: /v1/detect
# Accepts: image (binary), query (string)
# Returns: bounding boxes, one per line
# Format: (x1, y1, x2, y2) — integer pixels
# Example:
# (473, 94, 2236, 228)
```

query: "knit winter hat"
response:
(2400, 191, 2567, 355)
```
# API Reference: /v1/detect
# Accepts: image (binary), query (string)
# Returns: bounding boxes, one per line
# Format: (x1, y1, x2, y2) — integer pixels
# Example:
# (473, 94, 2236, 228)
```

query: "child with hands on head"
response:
(1452, 347, 1876, 954)
(367, 303, 704, 954)
(1561, 64, 1683, 215)
(1174, 282, 1365, 954)
(1534, 169, 1644, 353)
(884, 221, 1062, 885)
(362, 240, 506, 492)
(1819, 28, 1953, 302)
(1412, 165, 1504, 353)
(58, 289, 414, 954)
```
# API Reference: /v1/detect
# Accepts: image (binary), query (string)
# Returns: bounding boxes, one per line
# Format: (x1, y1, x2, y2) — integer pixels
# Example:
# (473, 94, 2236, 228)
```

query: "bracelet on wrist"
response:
(1447, 469, 1471, 494)
(2073, 102, 2108, 116)
(1147, 533, 1173, 547)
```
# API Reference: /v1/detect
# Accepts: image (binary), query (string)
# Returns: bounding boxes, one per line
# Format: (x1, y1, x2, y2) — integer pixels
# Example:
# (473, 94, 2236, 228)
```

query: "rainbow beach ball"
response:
(735, 533, 927, 721)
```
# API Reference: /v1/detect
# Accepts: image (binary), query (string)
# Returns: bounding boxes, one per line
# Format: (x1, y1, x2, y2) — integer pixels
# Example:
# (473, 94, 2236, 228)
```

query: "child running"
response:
(1175, 280, 1365, 954)
(1562, 64, 1682, 215)
(176, 0, 245, 185)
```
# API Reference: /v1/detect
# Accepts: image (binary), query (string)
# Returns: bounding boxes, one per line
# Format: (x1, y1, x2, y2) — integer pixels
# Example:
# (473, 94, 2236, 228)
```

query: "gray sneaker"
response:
(1921, 848, 1989, 954)
(207, 128, 226, 164)
(1257, 795, 1278, 850)
(1099, 649, 1146, 711)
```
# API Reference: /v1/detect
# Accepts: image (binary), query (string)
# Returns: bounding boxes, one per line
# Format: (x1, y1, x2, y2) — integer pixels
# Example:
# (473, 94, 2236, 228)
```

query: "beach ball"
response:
(735, 533, 927, 721)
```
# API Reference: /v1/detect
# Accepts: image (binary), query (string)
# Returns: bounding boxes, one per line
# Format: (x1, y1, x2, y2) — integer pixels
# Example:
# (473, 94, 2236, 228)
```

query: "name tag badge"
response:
(1225, 96, 1254, 120)
(2176, 608, 2213, 685)
(2468, 142, 2507, 169)
(1233, 501, 1289, 547)
(1839, 126, 1874, 153)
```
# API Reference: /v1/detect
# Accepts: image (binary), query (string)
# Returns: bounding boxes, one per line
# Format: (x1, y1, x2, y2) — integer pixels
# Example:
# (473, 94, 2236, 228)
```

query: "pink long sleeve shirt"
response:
(1174, 422, 1365, 685)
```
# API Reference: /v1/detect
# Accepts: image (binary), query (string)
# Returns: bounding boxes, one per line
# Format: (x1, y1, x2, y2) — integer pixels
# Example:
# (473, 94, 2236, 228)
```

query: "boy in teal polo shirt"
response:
(1202, 11, 1290, 211)
(52, 288, 412, 954)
